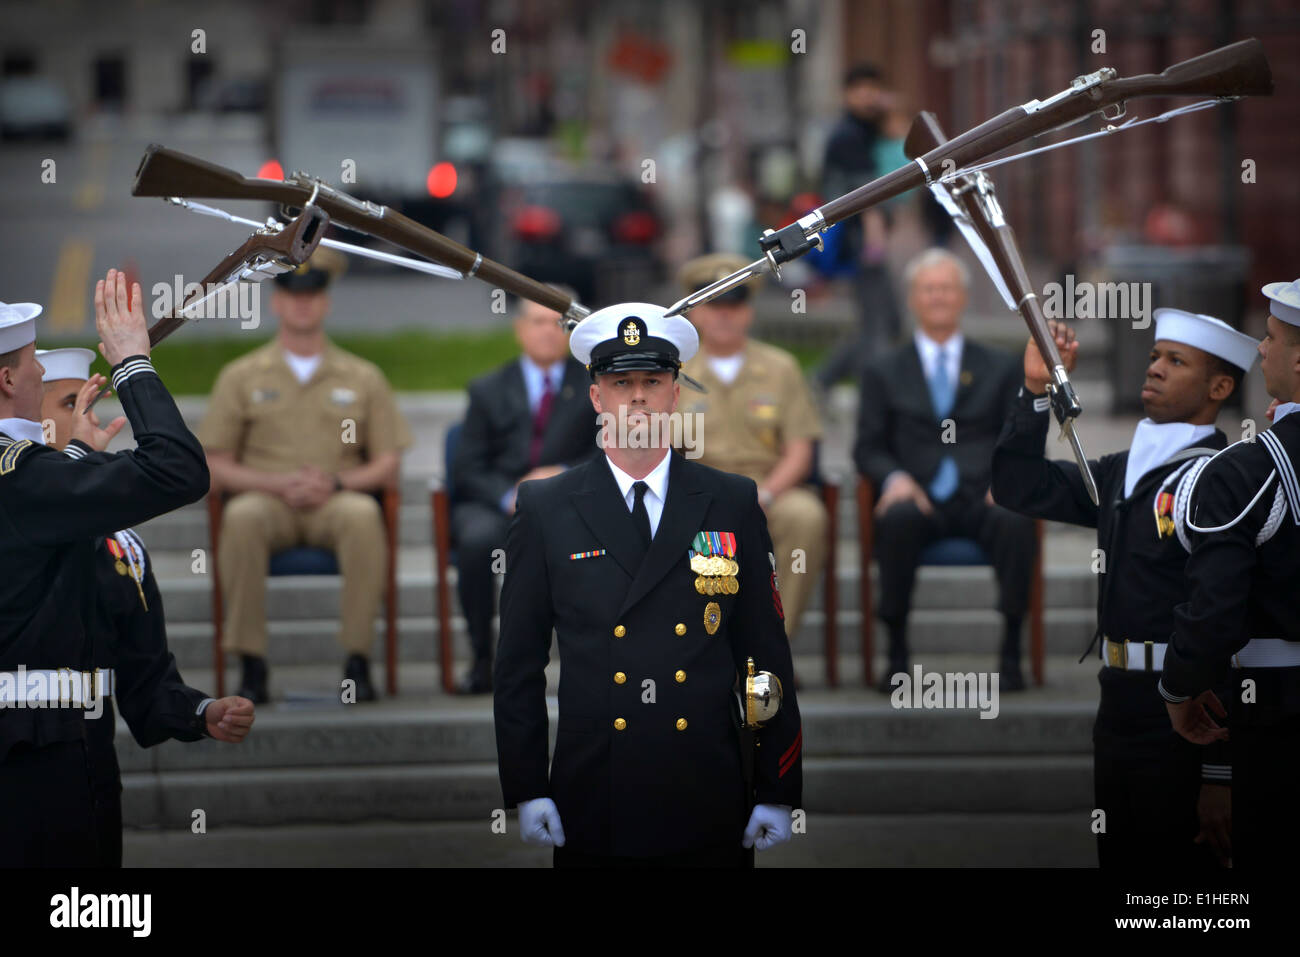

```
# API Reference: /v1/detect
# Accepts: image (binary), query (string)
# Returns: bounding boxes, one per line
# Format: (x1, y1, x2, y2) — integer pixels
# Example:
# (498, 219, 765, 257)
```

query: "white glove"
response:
(742, 803, 792, 851)
(517, 797, 566, 847)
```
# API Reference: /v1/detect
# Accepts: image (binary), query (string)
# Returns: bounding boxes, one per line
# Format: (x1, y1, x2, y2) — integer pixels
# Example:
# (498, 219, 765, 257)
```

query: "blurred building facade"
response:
(3, 0, 1297, 298)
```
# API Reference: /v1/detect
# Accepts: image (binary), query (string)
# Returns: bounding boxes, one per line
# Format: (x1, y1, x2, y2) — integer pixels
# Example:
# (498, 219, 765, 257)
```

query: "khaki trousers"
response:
(765, 486, 829, 639)
(218, 490, 386, 657)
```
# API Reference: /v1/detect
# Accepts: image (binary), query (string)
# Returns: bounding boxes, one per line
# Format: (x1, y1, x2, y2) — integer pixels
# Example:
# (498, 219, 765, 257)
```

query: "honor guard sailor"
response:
(993, 308, 1258, 867)
(493, 302, 803, 867)
(0, 272, 210, 866)
(1163, 278, 1300, 868)
(38, 347, 255, 867)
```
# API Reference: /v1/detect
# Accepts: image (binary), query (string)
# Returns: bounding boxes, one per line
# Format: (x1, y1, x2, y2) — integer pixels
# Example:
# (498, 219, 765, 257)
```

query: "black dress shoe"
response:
(237, 655, 269, 704)
(344, 654, 377, 702)
(454, 662, 492, 695)
(999, 658, 1027, 692)
(877, 660, 908, 694)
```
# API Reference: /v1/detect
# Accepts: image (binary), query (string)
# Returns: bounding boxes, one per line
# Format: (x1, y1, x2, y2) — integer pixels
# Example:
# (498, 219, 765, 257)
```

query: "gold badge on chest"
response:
(704, 601, 721, 635)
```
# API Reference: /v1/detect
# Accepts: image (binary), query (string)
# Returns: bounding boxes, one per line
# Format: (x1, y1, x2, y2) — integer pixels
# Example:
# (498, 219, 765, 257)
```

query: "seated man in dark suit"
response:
(450, 291, 598, 693)
(854, 248, 1035, 692)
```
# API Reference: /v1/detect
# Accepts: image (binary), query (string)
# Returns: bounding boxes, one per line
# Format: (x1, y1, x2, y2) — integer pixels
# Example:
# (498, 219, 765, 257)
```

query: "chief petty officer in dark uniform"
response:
(1164, 278, 1300, 869)
(0, 270, 210, 867)
(38, 346, 256, 867)
(494, 302, 803, 867)
(992, 309, 1258, 868)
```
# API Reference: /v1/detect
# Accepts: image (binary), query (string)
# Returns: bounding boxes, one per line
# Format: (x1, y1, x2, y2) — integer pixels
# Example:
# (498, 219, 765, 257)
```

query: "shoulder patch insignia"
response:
(0, 438, 33, 476)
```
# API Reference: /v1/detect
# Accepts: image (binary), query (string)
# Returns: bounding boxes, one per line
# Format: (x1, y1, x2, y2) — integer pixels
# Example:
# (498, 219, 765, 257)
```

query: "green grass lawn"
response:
(59, 331, 824, 395)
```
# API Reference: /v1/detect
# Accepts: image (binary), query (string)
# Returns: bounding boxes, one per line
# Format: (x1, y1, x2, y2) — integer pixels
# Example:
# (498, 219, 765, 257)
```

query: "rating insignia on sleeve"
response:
(0, 437, 33, 476)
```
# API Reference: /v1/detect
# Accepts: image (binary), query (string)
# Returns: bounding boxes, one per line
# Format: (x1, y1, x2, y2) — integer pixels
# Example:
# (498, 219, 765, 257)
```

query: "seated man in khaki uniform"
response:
(678, 252, 829, 641)
(198, 250, 412, 703)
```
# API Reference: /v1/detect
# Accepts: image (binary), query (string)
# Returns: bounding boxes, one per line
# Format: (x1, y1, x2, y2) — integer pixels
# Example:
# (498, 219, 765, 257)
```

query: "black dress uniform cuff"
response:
(1201, 763, 1231, 785)
(195, 697, 215, 737)
(63, 440, 92, 460)
(1017, 385, 1051, 413)
(1157, 677, 1190, 704)
(110, 355, 158, 391)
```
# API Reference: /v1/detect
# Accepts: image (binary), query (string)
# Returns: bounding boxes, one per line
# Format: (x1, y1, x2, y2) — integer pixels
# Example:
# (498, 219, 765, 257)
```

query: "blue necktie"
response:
(928, 346, 959, 502)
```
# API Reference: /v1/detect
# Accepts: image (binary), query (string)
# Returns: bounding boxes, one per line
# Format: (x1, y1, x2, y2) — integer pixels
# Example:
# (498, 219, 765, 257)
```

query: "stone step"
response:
(122, 813, 1097, 867)
(120, 753, 1093, 828)
(137, 560, 1100, 624)
(113, 690, 1094, 775)
(156, 606, 1100, 672)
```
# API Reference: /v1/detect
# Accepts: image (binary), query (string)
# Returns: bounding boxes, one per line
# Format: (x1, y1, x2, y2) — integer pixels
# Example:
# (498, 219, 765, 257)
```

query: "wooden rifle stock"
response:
(132, 145, 581, 319)
(818, 39, 1271, 235)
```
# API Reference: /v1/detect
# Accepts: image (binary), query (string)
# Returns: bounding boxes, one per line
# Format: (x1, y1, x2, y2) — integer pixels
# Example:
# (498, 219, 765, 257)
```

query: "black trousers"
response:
(0, 738, 103, 867)
(1232, 713, 1300, 869)
(85, 701, 124, 868)
(554, 843, 754, 869)
(1093, 736, 1219, 869)
(451, 502, 510, 670)
(873, 493, 1035, 625)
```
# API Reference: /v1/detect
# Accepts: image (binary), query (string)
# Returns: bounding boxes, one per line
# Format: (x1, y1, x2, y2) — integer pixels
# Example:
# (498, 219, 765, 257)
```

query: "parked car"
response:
(0, 77, 72, 141)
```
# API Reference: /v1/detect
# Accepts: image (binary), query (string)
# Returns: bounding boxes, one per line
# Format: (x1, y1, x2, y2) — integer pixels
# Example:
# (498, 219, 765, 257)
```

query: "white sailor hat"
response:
(1152, 308, 1258, 373)
(570, 302, 704, 389)
(1262, 278, 1300, 327)
(36, 347, 96, 382)
(0, 302, 41, 354)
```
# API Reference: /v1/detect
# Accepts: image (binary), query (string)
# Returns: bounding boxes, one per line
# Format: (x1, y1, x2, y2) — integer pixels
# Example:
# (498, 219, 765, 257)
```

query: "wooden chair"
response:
(430, 426, 843, 689)
(430, 424, 462, 694)
(854, 476, 1045, 687)
(207, 485, 401, 697)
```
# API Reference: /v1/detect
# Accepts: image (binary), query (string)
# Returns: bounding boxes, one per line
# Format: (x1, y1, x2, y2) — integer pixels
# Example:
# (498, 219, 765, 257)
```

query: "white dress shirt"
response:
(520, 356, 567, 413)
(605, 449, 671, 537)
(913, 329, 964, 389)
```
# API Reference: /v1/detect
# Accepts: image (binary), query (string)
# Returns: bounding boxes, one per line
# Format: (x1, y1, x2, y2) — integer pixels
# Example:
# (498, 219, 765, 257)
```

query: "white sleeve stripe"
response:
(111, 358, 156, 390)
(1032, 396, 1050, 413)
(63, 444, 86, 459)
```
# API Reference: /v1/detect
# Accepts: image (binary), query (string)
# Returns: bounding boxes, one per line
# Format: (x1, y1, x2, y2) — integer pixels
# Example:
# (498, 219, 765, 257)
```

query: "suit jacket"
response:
(493, 452, 803, 858)
(854, 337, 1021, 499)
(451, 357, 597, 512)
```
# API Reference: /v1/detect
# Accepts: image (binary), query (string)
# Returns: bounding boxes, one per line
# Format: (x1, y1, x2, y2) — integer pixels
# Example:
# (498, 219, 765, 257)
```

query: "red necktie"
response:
(529, 372, 555, 466)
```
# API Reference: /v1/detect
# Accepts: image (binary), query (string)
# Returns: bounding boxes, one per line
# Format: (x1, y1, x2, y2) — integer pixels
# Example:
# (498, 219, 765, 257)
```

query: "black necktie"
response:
(631, 481, 652, 549)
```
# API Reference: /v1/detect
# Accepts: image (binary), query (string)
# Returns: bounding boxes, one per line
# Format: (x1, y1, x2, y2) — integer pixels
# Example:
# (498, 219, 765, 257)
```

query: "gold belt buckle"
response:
(1106, 639, 1125, 668)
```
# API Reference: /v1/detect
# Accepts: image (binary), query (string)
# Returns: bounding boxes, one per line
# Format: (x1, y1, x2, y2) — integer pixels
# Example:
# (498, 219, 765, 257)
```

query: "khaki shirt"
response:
(198, 339, 412, 472)
(679, 339, 822, 484)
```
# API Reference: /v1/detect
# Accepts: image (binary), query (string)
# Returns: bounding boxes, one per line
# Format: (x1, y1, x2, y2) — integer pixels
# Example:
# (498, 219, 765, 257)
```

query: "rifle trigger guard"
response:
(1101, 101, 1126, 122)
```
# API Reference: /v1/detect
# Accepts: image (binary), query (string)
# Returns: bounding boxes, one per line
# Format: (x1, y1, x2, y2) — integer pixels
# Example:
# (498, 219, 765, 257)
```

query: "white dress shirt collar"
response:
(914, 329, 964, 378)
(605, 448, 672, 537)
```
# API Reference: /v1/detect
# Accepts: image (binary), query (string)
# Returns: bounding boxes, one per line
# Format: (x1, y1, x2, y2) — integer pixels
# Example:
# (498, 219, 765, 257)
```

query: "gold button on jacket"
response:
(614, 672, 627, 684)
(674, 623, 687, 636)
(614, 718, 627, 731)
(613, 625, 626, 638)
(675, 718, 688, 731)
(674, 670, 686, 683)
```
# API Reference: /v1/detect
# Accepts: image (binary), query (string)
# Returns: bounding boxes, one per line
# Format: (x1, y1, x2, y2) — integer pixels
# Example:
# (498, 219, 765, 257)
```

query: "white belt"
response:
(1101, 638, 1167, 672)
(0, 668, 115, 706)
(1233, 638, 1300, 668)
